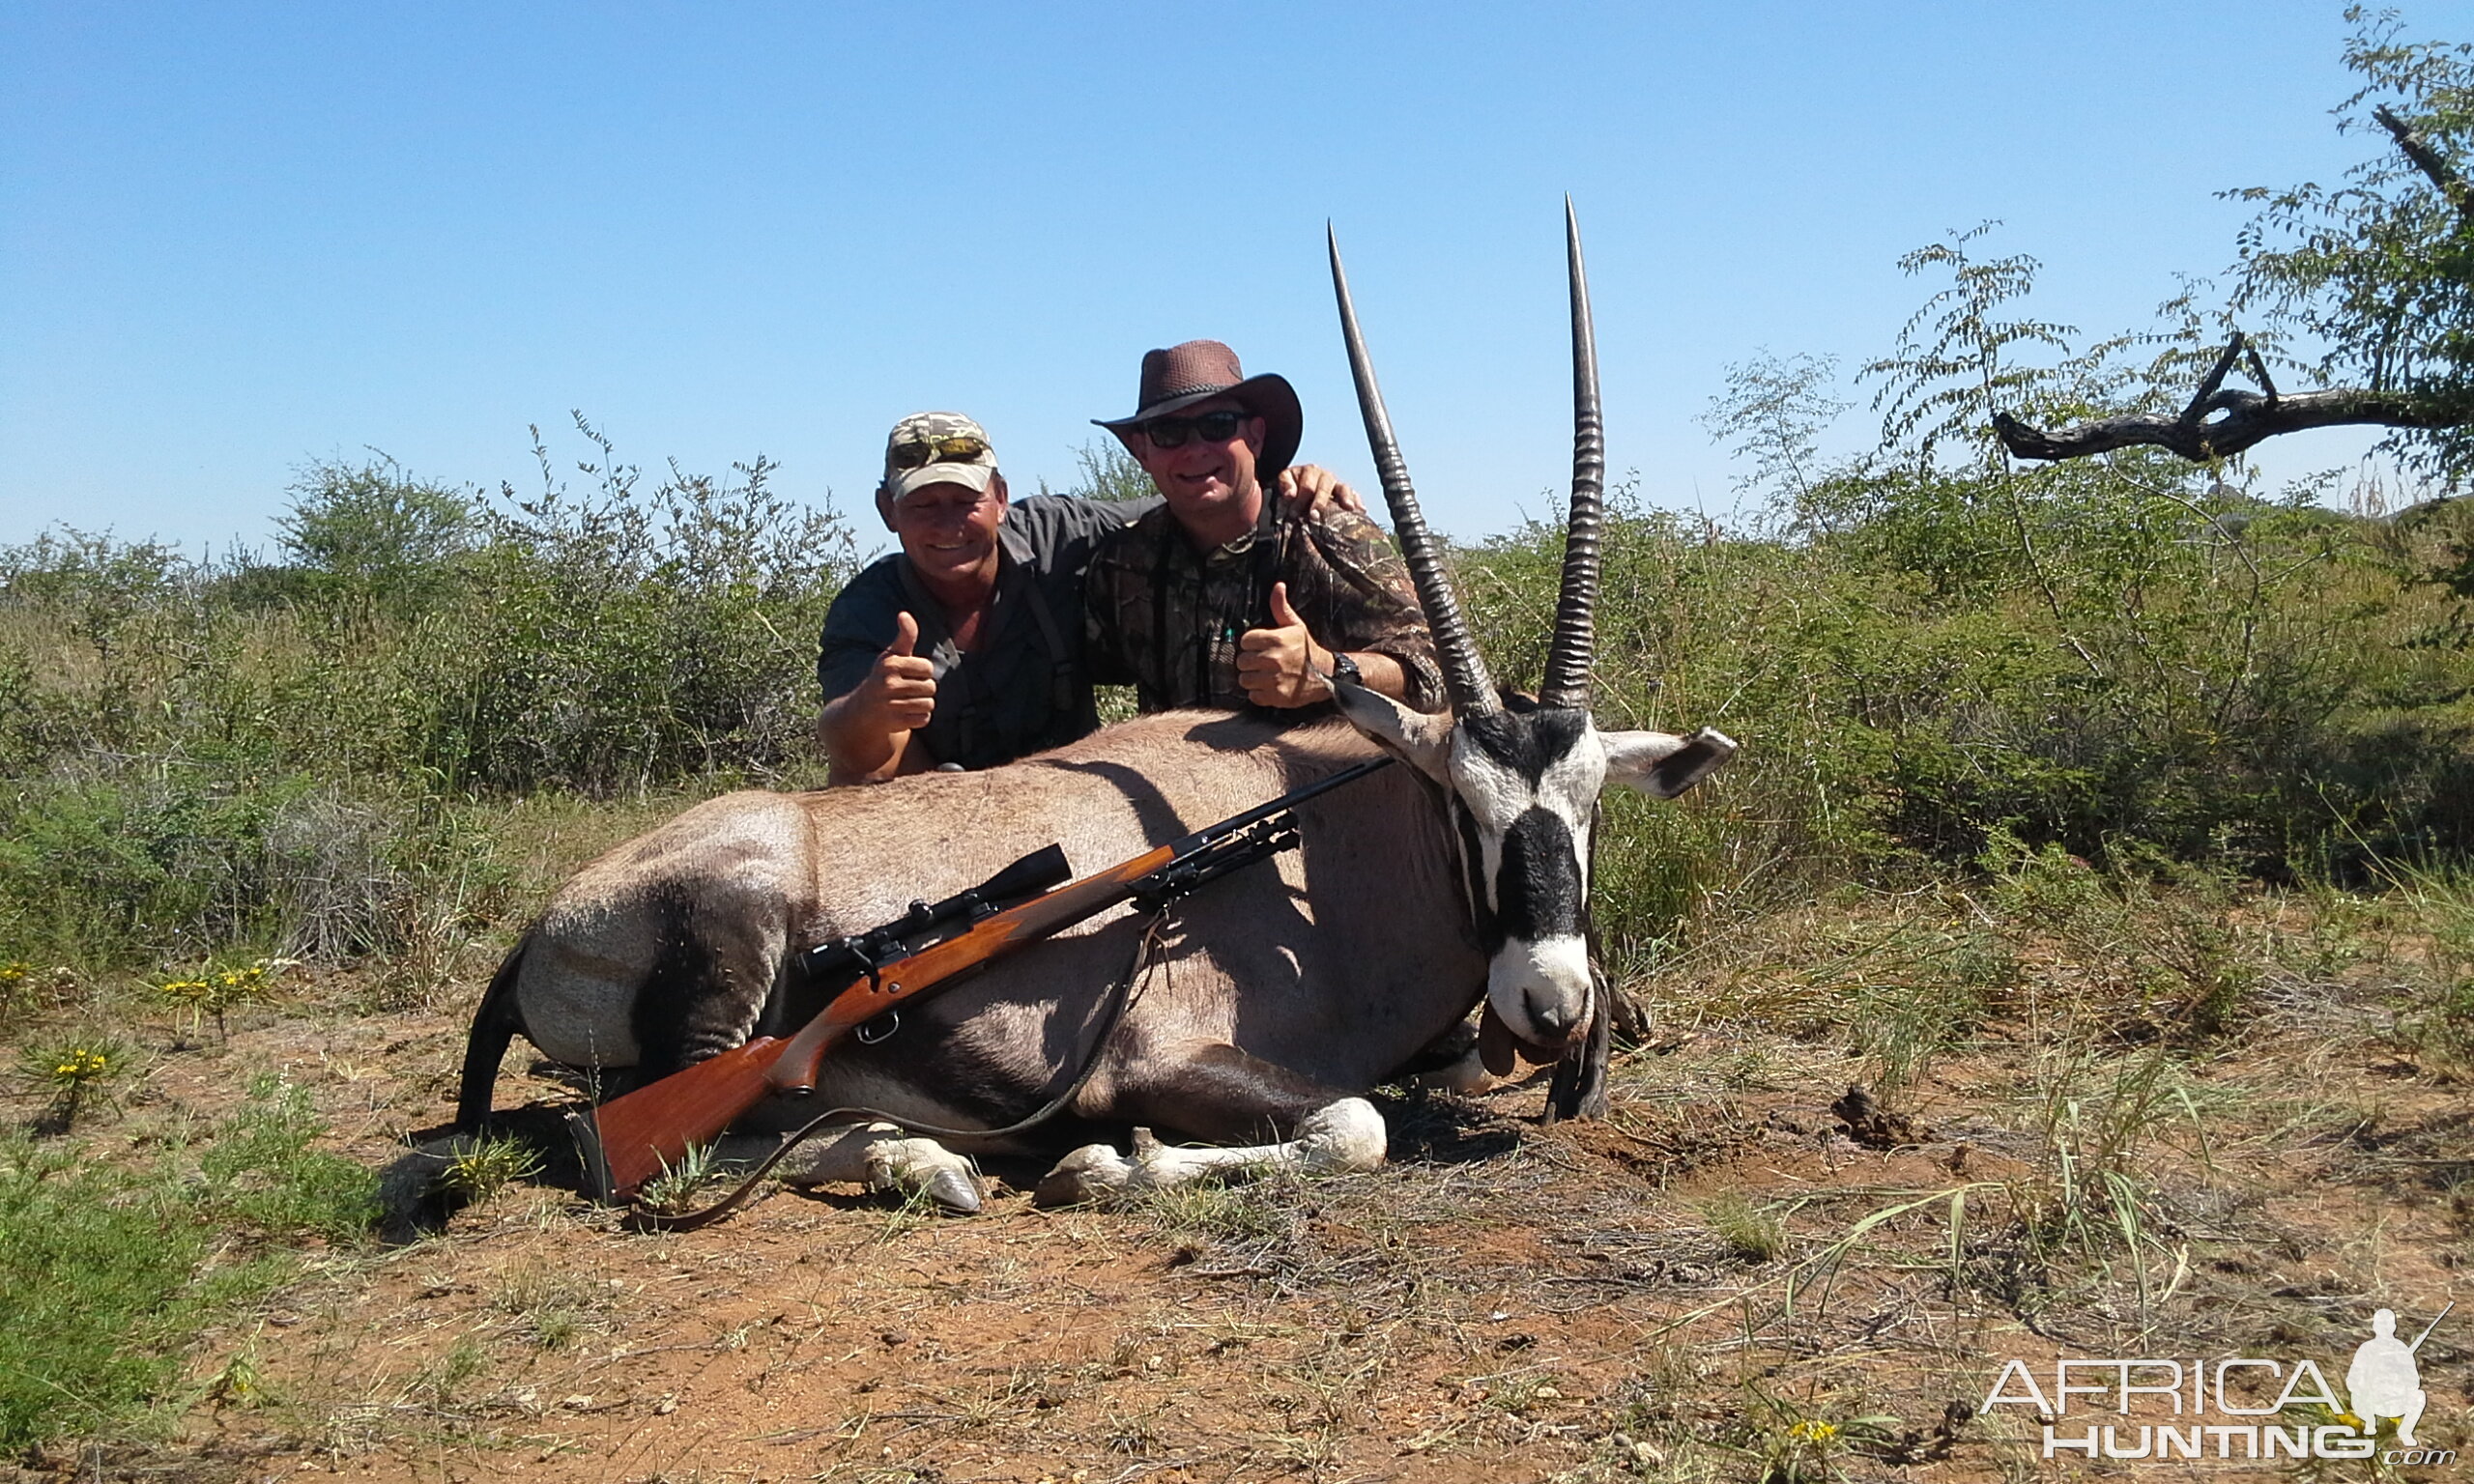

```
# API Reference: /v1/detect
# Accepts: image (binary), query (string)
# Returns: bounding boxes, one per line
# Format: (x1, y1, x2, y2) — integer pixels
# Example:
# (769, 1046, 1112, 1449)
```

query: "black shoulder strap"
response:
(1153, 515, 1178, 707)
(1015, 569, 1076, 714)
(1255, 504, 1298, 627)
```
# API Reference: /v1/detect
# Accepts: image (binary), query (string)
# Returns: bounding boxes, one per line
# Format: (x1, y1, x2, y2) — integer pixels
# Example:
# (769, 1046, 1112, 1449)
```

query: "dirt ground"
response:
(11, 943, 2469, 1484)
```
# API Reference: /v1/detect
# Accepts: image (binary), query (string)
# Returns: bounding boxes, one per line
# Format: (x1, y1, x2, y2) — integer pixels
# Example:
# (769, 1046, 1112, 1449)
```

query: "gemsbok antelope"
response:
(456, 206, 1737, 1211)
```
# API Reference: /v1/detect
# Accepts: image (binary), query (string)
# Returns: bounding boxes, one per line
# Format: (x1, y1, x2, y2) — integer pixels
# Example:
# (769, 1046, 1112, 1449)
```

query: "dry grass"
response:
(5, 866, 2474, 1481)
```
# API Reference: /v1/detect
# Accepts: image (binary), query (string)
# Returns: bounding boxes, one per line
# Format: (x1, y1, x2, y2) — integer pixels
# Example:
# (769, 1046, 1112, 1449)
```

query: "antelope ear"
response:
(1329, 669, 1454, 784)
(1602, 728, 1738, 799)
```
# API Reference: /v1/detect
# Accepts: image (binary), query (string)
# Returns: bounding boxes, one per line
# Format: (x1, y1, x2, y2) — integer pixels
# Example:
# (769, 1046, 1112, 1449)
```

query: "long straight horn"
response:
(1539, 197, 1602, 709)
(1328, 223, 1501, 717)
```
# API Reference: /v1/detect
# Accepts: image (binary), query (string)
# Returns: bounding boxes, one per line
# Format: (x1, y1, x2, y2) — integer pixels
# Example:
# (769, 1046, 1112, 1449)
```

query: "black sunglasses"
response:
(1140, 409, 1250, 447)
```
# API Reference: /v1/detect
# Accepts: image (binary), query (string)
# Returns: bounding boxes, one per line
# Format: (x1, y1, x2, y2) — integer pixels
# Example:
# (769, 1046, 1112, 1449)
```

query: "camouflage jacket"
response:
(1083, 498, 1443, 715)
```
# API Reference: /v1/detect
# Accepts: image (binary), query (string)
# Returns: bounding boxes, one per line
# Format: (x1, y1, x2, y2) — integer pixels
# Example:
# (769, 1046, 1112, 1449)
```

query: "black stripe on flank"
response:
(629, 889, 705, 1079)
(1495, 807, 1585, 944)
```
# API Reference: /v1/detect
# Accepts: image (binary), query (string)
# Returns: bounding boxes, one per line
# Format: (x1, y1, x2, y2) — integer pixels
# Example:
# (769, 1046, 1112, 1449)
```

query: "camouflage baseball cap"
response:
(881, 412, 999, 501)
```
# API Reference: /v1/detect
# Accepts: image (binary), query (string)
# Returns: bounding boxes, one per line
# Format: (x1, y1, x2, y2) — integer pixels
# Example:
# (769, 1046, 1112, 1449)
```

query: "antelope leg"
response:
(765, 1121, 983, 1214)
(1035, 1098, 1387, 1207)
(1034, 1044, 1387, 1207)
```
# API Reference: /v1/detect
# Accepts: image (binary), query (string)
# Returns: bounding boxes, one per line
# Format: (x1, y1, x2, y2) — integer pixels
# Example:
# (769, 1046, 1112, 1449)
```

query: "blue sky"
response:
(1, 3, 2453, 554)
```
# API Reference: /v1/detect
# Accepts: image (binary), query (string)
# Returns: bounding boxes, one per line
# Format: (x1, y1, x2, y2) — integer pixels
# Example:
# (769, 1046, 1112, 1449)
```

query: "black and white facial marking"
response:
(1447, 703, 1604, 1050)
(1328, 676, 1740, 1056)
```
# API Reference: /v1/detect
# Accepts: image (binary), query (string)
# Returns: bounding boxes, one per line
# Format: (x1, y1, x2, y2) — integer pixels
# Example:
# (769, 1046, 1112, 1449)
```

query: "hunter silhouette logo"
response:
(2350, 1305, 2448, 1449)
(1980, 1302, 2457, 1465)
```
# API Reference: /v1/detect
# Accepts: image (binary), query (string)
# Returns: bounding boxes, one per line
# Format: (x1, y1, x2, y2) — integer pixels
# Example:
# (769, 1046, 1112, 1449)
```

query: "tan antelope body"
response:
(457, 207, 1737, 1209)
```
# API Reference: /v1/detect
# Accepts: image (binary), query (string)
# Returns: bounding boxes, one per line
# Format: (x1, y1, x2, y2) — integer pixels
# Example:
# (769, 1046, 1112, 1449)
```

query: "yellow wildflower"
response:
(1788, 1419, 1838, 1444)
(51, 1048, 109, 1084)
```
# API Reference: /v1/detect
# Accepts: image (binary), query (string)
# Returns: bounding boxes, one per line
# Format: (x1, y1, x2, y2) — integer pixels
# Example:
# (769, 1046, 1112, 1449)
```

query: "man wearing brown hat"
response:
(1085, 340, 1441, 714)
(818, 410, 1369, 783)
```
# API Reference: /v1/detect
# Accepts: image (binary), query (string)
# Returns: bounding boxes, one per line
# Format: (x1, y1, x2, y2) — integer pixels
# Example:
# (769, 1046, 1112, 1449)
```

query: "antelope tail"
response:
(455, 928, 535, 1130)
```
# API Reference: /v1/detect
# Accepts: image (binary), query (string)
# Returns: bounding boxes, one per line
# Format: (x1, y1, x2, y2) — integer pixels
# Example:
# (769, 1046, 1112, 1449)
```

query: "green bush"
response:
(1456, 460, 2474, 975)
(0, 771, 301, 968)
(273, 456, 479, 611)
(0, 426, 849, 973)
(1, 423, 855, 801)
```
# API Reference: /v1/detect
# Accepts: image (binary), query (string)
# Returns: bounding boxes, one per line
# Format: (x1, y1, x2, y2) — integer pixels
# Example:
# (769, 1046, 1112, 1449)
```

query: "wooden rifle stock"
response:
(571, 755, 1394, 1206)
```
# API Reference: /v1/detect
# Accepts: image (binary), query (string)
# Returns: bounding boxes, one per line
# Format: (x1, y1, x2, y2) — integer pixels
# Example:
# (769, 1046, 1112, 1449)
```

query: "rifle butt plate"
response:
(568, 1106, 618, 1206)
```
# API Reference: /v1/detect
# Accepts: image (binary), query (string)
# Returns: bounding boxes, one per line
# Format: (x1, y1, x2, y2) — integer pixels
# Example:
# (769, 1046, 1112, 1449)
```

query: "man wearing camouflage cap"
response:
(1085, 340, 1441, 714)
(816, 413, 1145, 782)
(816, 411, 1368, 782)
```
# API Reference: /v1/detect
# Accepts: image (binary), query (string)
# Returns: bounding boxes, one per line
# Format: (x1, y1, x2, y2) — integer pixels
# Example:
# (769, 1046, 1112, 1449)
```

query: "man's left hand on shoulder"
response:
(1276, 465, 1367, 521)
(1236, 581, 1334, 707)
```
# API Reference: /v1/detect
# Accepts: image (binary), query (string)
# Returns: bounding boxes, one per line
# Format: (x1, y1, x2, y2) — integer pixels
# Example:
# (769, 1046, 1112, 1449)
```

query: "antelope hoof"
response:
(922, 1165, 983, 1214)
(863, 1139, 984, 1215)
(1293, 1098, 1388, 1173)
(1033, 1141, 1135, 1208)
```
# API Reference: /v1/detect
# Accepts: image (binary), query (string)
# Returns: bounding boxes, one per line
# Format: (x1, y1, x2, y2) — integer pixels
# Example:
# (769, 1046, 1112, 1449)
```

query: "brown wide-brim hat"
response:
(1093, 339, 1302, 478)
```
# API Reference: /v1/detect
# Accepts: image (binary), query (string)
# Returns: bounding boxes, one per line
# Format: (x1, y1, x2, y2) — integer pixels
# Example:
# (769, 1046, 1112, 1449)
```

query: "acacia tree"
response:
(1997, 9, 2474, 476)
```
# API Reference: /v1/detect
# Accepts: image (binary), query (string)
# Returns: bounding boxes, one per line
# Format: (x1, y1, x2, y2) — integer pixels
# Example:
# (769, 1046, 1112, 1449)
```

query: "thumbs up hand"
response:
(1236, 582, 1334, 708)
(860, 611, 938, 731)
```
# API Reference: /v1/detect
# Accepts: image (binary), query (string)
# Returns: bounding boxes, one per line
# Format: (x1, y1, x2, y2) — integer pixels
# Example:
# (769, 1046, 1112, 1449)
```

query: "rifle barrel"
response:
(1180, 757, 1392, 852)
(2409, 1300, 2454, 1353)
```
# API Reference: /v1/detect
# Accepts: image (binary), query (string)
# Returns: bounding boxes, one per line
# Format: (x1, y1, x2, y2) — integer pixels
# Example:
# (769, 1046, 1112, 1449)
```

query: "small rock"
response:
(1830, 1085, 1926, 1149)
(559, 1394, 592, 1410)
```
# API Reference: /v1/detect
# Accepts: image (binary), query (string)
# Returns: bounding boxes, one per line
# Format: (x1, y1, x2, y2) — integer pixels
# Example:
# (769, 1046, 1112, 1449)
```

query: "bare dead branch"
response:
(2183, 334, 2246, 422)
(2243, 343, 2279, 402)
(1996, 384, 2460, 461)
(2374, 104, 2474, 226)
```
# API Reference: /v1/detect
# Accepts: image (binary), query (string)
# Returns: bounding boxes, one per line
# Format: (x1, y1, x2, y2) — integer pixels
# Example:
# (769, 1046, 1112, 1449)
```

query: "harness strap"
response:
(1015, 570, 1078, 719)
(1152, 517, 1177, 710)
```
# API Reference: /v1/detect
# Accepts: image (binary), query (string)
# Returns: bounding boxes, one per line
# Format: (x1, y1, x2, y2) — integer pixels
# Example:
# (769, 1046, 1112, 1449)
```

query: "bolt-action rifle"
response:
(571, 756, 1394, 1204)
